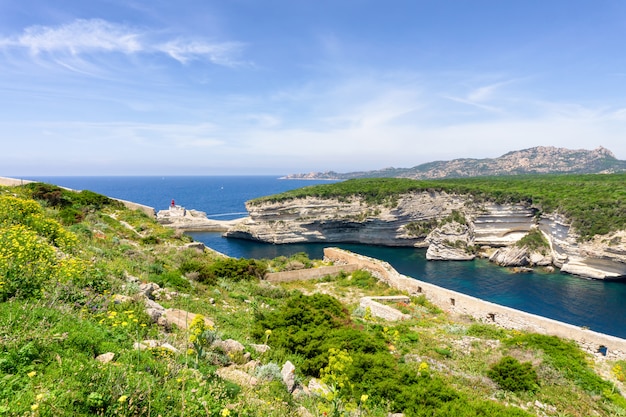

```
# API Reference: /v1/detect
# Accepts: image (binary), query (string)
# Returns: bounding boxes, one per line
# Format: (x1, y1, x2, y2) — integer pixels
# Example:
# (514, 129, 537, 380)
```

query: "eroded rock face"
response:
(226, 192, 466, 246)
(489, 246, 552, 267)
(426, 221, 475, 261)
(225, 192, 626, 280)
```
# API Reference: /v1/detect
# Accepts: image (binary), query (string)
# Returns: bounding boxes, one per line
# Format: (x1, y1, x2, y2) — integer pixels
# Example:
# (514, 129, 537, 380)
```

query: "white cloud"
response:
(467, 80, 514, 102)
(444, 79, 520, 114)
(0, 18, 244, 67)
(158, 39, 245, 66)
(2, 19, 142, 55)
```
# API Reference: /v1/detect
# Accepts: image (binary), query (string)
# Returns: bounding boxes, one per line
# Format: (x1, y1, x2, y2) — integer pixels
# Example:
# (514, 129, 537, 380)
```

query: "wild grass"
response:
(0, 182, 624, 416)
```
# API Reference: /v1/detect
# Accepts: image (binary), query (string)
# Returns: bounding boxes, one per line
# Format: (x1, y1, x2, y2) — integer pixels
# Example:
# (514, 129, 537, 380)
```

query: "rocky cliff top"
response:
(284, 146, 626, 180)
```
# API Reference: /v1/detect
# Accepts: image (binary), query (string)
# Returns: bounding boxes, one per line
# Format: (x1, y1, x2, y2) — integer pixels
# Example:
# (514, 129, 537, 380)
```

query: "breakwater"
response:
(323, 247, 626, 359)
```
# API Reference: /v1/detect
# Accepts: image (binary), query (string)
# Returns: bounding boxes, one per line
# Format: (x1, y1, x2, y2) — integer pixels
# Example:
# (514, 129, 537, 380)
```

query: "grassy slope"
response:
(1, 183, 625, 416)
(252, 174, 626, 240)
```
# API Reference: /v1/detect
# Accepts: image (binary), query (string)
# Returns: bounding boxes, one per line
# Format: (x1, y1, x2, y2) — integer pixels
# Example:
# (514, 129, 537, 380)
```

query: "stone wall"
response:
(360, 296, 411, 321)
(323, 247, 626, 359)
(0, 176, 34, 187)
(265, 264, 359, 283)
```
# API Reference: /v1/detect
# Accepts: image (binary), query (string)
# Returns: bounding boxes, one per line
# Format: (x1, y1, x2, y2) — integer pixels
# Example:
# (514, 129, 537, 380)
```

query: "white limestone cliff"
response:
(224, 191, 626, 280)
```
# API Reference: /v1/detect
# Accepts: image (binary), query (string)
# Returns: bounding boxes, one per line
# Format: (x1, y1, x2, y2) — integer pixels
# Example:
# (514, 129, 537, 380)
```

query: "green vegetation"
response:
(404, 218, 439, 237)
(505, 334, 615, 397)
(1, 181, 625, 416)
(252, 174, 626, 239)
(515, 229, 550, 254)
(404, 210, 467, 237)
(266, 252, 315, 272)
(487, 356, 539, 392)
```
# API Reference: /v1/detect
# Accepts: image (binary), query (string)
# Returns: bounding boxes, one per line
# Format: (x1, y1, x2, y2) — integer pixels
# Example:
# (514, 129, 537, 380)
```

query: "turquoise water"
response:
(187, 234, 626, 339)
(26, 176, 626, 339)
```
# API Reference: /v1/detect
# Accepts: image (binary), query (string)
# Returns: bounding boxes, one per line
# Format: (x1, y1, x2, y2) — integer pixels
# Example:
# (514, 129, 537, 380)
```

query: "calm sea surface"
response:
(27, 176, 626, 339)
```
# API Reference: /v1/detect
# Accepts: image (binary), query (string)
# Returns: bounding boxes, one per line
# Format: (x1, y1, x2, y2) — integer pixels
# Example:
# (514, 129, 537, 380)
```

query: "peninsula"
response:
(225, 174, 626, 280)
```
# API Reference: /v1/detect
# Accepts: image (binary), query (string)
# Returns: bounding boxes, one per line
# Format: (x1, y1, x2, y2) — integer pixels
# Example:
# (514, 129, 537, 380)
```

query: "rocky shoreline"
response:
(222, 191, 626, 280)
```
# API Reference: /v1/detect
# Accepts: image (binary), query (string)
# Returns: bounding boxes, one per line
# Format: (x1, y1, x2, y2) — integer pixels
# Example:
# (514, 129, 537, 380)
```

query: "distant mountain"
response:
(284, 146, 626, 180)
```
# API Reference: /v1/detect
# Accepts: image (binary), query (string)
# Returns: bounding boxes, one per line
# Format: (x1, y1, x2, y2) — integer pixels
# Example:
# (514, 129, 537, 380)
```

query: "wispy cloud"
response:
(158, 39, 245, 66)
(444, 79, 518, 113)
(0, 18, 245, 67)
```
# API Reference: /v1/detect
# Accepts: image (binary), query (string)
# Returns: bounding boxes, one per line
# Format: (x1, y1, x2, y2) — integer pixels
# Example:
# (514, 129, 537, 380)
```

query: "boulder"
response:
(158, 309, 214, 330)
(216, 365, 258, 387)
(95, 352, 115, 364)
(281, 361, 297, 393)
(214, 339, 245, 355)
(308, 378, 330, 396)
(133, 340, 179, 354)
(139, 282, 161, 300)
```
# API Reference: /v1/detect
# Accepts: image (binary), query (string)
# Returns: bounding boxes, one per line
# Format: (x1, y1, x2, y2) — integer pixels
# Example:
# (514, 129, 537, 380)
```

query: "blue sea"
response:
(26, 175, 626, 339)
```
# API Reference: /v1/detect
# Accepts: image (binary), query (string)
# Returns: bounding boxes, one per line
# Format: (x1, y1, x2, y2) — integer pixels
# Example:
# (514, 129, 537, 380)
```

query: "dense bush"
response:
(487, 356, 539, 392)
(267, 252, 314, 271)
(253, 292, 386, 375)
(23, 183, 120, 225)
(204, 258, 267, 283)
(505, 333, 616, 396)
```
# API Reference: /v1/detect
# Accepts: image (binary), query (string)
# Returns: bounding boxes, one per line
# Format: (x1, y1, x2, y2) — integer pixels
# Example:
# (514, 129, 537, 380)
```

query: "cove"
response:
(188, 231, 626, 340)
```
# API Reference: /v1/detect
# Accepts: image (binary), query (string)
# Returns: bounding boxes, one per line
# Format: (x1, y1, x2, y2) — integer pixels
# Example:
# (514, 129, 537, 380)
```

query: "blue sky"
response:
(2, 1, 626, 175)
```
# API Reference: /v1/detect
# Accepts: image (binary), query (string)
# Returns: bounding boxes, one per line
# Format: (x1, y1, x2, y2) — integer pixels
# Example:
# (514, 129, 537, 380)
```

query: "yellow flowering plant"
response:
(188, 314, 216, 362)
(0, 225, 57, 300)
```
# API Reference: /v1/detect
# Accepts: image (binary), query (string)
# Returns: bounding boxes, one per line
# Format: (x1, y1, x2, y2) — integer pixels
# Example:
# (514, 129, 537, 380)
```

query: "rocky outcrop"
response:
(426, 221, 475, 261)
(489, 246, 552, 267)
(225, 191, 626, 280)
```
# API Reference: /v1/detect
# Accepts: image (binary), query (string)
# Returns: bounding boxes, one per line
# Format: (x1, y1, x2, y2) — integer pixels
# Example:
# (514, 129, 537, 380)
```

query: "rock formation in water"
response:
(224, 191, 626, 280)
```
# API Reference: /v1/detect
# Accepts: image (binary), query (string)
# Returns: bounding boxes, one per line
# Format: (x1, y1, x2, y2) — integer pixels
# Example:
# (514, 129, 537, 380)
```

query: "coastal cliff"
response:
(225, 191, 626, 280)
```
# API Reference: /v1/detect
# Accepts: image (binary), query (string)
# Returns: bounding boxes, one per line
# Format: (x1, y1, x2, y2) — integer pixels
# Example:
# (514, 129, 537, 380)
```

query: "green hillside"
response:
(1, 182, 625, 416)
(253, 173, 626, 240)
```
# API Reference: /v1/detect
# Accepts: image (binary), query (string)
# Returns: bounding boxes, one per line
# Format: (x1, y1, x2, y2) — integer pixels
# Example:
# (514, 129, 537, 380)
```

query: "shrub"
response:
(203, 258, 267, 283)
(0, 225, 58, 300)
(487, 356, 539, 392)
(515, 229, 550, 254)
(348, 270, 378, 289)
(268, 252, 314, 272)
(255, 363, 282, 381)
(253, 292, 387, 376)
(150, 270, 191, 291)
(506, 333, 616, 396)
(466, 323, 507, 340)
